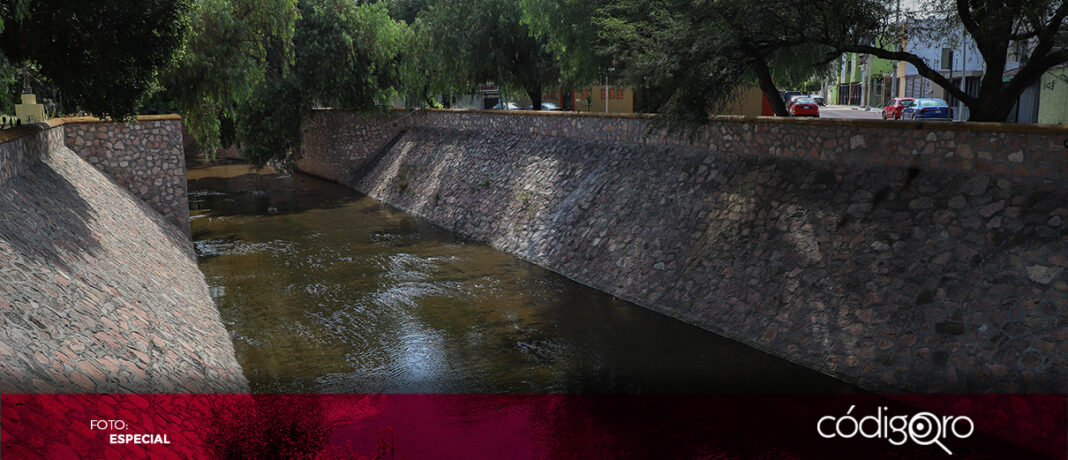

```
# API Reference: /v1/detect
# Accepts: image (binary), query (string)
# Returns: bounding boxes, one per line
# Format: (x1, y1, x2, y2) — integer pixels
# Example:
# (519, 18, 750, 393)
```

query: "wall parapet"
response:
(0, 115, 189, 231)
(352, 109, 1066, 181)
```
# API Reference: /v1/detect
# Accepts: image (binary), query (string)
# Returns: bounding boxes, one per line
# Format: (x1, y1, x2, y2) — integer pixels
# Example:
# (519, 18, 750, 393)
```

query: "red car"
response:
(882, 97, 915, 120)
(789, 97, 819, 117)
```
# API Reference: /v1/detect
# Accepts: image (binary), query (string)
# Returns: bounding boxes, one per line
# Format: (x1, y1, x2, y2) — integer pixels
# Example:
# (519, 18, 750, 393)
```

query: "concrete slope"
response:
(0, 128, 247, 393)
(319, 123, 1065, 394)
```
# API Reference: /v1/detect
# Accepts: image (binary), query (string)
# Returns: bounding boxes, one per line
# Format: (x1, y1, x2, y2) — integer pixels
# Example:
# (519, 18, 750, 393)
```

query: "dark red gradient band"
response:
(2, 394, 1064, 459)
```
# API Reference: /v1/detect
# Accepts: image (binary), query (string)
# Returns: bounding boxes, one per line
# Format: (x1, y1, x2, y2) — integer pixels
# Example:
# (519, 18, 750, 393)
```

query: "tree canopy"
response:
(397, 0, 560, 109)
(163, 0, 298, 154)
(597, 0, 843, 123)
(811, 0, 1068, 121)
(235, 0, 407, 168)
(0, 0, 192, 120)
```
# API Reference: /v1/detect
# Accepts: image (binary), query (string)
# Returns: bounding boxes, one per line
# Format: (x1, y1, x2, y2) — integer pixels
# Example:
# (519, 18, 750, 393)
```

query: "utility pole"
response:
(958, 29, 967, 121)
(605, 73, 609, 113)
(890, 0, 901, 99)
(839, 55, 847, 104)
(860, 54, 869, 108)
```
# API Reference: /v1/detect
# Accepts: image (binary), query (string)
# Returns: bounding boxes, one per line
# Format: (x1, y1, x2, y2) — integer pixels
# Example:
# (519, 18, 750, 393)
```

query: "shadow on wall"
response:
(0, 157, 102, 267)
(338, 125, 1065, 394)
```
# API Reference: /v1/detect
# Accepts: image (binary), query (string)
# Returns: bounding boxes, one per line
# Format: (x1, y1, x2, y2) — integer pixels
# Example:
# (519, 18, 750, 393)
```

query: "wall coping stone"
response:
(312, 107, 1068, 136)
(309, 108, 1068, 182)
(0, 115, 182, 145)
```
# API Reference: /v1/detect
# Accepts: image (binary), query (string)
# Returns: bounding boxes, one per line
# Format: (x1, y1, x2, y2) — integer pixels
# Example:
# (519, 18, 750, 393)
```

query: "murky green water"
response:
(189, 163, 857, 394)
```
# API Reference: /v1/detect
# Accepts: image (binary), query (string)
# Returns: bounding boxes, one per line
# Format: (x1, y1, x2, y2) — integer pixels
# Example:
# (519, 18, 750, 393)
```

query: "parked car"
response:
(881, 97, 916, 120)
(491, 102, 520, 110)
(781, 90, 802, 104)
(810, 94, 826, 106)
(900, 98, 953, 121)
(789, 97, 819, 117)
(522, 102, 561, 111)
(785, 94, 802, 108)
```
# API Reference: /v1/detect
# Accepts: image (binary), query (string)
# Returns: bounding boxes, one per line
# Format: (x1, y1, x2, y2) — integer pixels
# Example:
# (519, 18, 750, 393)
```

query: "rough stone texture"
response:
(299, 110, 1067, 393)
(299, 109, 1068, 183)
(0, 125, 51, 184)
(64, 117, 190, 232)
(0, 127, 247, 393)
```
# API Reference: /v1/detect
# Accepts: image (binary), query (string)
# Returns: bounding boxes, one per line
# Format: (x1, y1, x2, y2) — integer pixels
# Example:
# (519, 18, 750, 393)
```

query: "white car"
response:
(523, 102, 561, 111)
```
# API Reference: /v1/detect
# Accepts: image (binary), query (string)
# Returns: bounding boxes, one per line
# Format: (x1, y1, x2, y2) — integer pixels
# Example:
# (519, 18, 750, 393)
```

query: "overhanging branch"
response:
(838, 43, 974, 105)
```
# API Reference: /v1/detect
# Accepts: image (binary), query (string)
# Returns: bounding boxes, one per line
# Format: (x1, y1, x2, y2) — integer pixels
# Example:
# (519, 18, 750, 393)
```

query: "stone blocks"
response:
(299, 110, 1067, 393)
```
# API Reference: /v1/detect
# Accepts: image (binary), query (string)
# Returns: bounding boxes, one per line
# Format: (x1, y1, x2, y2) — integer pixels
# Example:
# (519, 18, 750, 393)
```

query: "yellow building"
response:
(564, 85, 767, 116)
(1037, 66, 1068, 125)
(569, 86, 635, 113)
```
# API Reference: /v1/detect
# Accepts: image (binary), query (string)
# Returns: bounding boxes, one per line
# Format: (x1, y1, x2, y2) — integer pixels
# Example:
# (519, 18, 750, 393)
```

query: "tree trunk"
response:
(526, 86, 542, 110)
(751, 57, 788, 116)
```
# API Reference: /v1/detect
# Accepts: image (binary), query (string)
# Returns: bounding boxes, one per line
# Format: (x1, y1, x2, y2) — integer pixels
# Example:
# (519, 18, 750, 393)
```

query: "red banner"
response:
(2, 394, 1064, 459)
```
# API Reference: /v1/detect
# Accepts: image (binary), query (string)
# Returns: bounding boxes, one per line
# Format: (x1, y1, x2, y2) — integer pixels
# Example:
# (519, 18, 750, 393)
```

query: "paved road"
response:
(818, 105, 883, 120)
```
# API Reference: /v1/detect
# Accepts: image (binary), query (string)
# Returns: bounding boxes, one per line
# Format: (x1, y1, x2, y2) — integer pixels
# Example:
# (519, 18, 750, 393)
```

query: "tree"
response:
(520, 0, 610, 88)
(596, 0, 839, 121)
(0, 0, 192, 120)
(814, 0, 1068, 121)
(294, 0, 407, 110)
(400, 0, 560, 110)
(235, 0, 407, 168)
(163, 0, 298, 155)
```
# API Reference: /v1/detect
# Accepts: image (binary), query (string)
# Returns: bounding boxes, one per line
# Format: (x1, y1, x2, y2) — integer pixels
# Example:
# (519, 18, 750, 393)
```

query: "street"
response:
(818, 105, 883, 119)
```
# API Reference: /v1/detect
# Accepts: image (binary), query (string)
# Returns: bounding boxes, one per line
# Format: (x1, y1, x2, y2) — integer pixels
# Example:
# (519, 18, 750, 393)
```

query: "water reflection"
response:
(190, 162, 857, 394)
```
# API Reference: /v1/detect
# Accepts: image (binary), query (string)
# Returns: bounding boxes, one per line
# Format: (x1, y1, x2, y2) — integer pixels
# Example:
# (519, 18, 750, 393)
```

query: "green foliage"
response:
(520, 0, 610, 87)
(233, 0, 407, 169)
(386, 0, 428, 24)
(399, 0, 560, 108)
(596, 0, 747, 125)
(235, 76, 304, 169)
(0, 0, 192, 120)
(165, 0, 299, 155)
(296, 0, 407, 110)
(597, 0, 842, 126)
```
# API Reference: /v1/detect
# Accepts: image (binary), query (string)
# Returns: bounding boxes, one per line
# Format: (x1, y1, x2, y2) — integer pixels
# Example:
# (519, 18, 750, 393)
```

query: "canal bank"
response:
(298, 109, 1067, 394)
(189, 161, 858, 394)
(0, 120, 246, 393)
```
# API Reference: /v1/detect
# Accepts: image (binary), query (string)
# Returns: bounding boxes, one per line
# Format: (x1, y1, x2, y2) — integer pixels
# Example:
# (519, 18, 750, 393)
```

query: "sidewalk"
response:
(823, 104, 880, 113)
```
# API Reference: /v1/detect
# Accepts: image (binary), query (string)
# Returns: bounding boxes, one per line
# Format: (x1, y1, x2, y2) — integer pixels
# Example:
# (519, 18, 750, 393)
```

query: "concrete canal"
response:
(189, 162, 857, 394)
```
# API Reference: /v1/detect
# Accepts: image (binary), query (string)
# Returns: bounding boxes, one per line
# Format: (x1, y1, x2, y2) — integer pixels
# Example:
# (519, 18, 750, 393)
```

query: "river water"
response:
(189, 163, 856, 394)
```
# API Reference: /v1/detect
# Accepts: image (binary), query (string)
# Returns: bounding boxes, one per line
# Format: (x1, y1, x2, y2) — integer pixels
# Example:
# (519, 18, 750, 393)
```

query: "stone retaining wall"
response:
(0, 124, 246, 393)
(63, 116, 190, 231)
(299, 109, 1067, 393)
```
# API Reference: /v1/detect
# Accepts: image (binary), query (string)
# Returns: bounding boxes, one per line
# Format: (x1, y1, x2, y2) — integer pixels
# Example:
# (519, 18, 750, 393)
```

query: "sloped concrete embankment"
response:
(0, 123, 247, 392)
(299, 110, 1066, 394)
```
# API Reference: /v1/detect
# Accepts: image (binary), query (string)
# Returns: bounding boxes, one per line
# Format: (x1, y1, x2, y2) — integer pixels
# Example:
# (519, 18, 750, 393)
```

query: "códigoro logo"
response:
(817, 405, 974, 455)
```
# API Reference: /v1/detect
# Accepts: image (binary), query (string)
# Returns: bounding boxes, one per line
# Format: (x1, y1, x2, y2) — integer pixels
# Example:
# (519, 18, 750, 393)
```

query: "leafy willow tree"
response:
(596, 0, 841, 121)
(812, 0, 1068, 121)
(163, 0, 298, 155)
(235, 0, 407, 168)
(295, 0, 407, 109)
(398, 0, 560, 109)
(0, 0, 192, 119)
(520, 0, 610, 88)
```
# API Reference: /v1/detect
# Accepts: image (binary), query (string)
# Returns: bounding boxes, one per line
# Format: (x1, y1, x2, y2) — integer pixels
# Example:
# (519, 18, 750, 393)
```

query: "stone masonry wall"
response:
(0, 124, 247, 393)
(63, 115, 190, 232)
(299, 110, 1067, 394)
